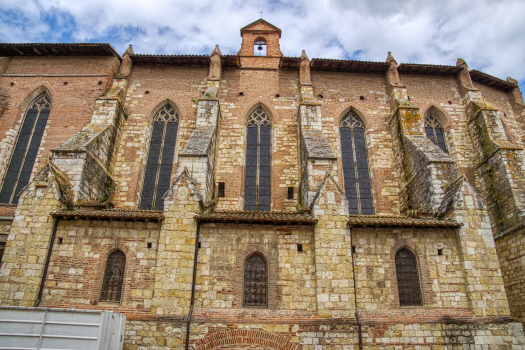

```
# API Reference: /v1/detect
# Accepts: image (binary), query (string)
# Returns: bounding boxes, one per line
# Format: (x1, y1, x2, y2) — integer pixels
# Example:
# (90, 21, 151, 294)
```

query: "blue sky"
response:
(1, 0, 525, 90)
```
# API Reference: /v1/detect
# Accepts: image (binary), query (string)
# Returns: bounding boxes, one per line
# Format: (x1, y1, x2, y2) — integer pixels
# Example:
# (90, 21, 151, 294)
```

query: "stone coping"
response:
(348, 215, 462, 228)
(51, 209, 164, 222)
(195, 210, 317, 225)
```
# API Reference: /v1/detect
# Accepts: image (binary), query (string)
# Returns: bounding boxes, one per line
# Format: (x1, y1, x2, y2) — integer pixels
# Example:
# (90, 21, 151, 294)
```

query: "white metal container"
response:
(0, 306, 126, 350)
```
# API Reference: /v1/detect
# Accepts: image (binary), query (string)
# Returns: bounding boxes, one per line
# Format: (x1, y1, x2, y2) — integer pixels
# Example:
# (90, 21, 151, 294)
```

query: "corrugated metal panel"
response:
(0, 306, 125, 350)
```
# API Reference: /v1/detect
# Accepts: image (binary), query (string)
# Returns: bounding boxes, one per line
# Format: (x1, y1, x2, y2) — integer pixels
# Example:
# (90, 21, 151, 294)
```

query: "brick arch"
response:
(388, 237, 434, 309)
(192, 329, 301, 350)
(336, 105, 372, 129)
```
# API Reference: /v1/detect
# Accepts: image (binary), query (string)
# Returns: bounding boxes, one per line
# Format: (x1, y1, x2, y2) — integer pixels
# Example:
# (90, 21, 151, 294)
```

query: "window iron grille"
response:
(425, 113, 448, 153)
(340, 112, 373, 215)
(100, 250, 126, 302)
(139, 105, 179, 210)
(244, 107, 271, 211)
(395, 248, 423, 306)
(0, 94, 51, 204)
(244, 253, 267, 307)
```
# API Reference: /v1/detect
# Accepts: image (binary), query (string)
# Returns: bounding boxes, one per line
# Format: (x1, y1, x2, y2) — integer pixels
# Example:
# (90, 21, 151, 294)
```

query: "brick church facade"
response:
(0, 19, 525, 349)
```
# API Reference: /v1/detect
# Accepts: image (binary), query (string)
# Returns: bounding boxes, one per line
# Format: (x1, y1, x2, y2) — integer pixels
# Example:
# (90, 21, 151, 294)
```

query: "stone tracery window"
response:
(100, 250, 126, 302)
(340, 112, 373, 215)
(244, 253, 267, 307)
(425, 113, 448, 153)
(140, 105, 179, 210)
(395, 248, 423, 307)
(0, 93, 51, 204)
(244, 107, 271, 211)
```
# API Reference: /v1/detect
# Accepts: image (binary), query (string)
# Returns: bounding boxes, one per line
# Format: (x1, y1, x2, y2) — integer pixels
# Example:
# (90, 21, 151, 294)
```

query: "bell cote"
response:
(237, 19, 283, 57)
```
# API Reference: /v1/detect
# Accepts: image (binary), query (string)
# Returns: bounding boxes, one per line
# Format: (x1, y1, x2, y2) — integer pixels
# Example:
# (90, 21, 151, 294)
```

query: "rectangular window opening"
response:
(437, 249, 443, 256)
(352, 246, 357, 254)
(198, 242, 201, 249)
(297, 244, 303, 252)
(57, 237, 63, 245)
(147, 242, 152, 249)
(287, 187, 294, 200)
(218, 182, 225, 198)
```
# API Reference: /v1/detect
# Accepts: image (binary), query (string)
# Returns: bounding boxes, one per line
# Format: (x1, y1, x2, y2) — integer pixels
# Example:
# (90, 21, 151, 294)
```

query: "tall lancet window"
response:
(425, 113, 447, 153)
(100, 250, 126, 302)
(140, 105, 179, 210)
(340, 112, 373, 215)
(395, 248, 423, 306)
(244, 107, 271, 211)
(0, 93, 51, 204)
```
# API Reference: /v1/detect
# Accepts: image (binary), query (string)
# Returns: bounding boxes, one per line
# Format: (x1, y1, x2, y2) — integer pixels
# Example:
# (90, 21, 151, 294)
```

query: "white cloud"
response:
(1, 0, 525, 86)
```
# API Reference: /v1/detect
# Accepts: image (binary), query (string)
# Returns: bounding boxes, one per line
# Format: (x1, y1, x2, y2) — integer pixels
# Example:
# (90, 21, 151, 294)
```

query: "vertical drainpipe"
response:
(350, 225, 363, 350)
(185, 220, 201, 350)
(34, 216, 62, 307)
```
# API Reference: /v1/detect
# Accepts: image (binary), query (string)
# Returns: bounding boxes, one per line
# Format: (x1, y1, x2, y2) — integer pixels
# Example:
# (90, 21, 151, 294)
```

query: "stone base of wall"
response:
(123, 317, 525, 350)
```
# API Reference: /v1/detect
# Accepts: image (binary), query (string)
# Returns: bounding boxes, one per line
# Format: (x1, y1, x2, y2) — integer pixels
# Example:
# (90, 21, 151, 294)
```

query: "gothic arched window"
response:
(244, 107, 271, 211)
(100, 250, 126, 302)
(340, 112, 373, 215)
(244, 253, 267, 307)
(425, 113, 447, 153)
(0, 93, 51, 204)
(140, 105, 179, 210)
(395, 248, 422, 306)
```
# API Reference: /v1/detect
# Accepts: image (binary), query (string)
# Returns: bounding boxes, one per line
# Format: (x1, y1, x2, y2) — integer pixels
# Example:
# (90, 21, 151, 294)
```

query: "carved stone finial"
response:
(507, 77, 519, 85)
(210, 45, 222, 57)
(124, 44, 134, 56)
(456, 58, 467, 67)
(300, 50, 310, 62)
(386, 51, 397, 64)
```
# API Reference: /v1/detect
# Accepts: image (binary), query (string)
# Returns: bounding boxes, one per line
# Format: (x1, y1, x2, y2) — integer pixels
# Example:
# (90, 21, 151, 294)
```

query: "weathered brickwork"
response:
(1, 19, 525, 349)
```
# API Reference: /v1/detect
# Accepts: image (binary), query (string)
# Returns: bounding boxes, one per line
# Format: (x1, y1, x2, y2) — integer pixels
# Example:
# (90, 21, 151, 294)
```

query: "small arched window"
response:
(254, 39, 267, 56)
(340, 112, 373, 215)
(0, 93, 51, 204)
(395, 248, 422, 306)
(100, 250, 126, 302)
(425, 113, 447, 153)
(139, 105, 179, 210)
(244, 107, 271, 211)
(244, 253, 267, 307)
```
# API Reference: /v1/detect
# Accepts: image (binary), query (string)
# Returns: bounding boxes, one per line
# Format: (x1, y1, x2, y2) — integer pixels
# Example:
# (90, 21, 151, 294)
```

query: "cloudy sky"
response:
(1, 0, 524, 89)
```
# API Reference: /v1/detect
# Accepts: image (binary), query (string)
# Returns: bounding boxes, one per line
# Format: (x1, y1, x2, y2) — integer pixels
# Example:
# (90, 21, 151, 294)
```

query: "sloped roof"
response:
(0, 43, 121, 59)
(470, 69, 518, 92)
(241, 19, 282, 37)
(195, 210, 316, 225)
(348, 215, 461, 228)
(51, 209, 164, 222)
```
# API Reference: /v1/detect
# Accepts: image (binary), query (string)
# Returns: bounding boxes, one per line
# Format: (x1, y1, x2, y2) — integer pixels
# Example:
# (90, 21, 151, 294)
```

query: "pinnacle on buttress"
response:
(210, 45, 222, 57)
(456, 58, 467, 68)
(386, 51, 397, 64)
(124, 44, 134, 56)
(507, 77, 519, 85)
(300, 50, 310, 62)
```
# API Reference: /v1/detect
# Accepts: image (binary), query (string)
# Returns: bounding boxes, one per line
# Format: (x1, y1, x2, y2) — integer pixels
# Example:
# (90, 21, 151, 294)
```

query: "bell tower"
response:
(237, 19, 283, 67)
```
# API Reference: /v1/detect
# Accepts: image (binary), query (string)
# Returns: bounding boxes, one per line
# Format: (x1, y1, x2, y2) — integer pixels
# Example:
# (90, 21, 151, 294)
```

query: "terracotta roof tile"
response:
(51, 209, 164, 222)
(195, 210, 317, 225)
(397, 63, 462, 76)
(348, 215, 461, 228)
(469, 69, 517, 92)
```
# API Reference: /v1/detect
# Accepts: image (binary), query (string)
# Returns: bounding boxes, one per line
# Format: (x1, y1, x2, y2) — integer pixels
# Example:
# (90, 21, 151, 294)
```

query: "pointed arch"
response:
(244, 252, 268, 307)
(395, 247, 423, 306)
(20, 85, 53, 114)
(339, 109, 373, 215)
(424, 106, 448, 153)
(244, 105, 272, 211)
(100, 249, 126, 302)
(139, 102, 180, 210)
(0, 92, 51, 204)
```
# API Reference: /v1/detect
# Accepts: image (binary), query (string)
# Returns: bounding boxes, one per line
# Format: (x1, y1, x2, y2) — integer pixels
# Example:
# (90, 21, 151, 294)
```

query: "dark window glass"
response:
(395, 248, 423, 306)
(0, 94, 51, 204)
(244, 108, 271, 211)
(139, 105, 179, 210)
(100, 250, 126, 302)
(244, 253, 267, 307)
(425, 113, 448, 153)
(340, 112, 373, 215)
